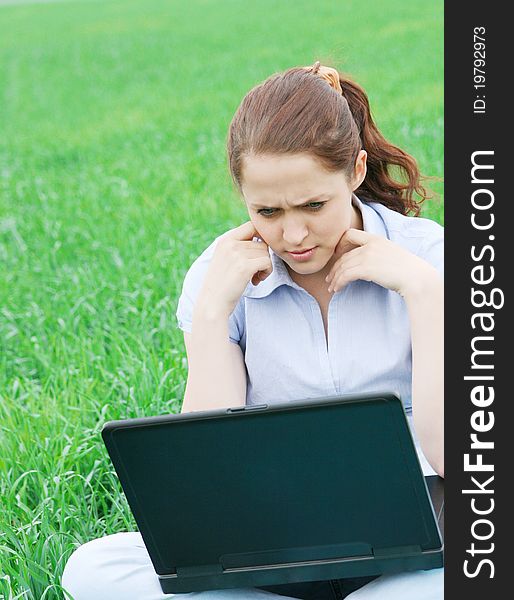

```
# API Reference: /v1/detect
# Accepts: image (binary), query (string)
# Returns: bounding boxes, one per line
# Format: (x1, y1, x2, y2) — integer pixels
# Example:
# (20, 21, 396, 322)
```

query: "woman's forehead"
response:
(242, 153, 326, 181)
(241, 153, 347, 204)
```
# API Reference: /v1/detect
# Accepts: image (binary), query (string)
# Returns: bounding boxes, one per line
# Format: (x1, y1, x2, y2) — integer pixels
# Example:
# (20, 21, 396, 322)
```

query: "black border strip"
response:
(445, 2, 509, 596)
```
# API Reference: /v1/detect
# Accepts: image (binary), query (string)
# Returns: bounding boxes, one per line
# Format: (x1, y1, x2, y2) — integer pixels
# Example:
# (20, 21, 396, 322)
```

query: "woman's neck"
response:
(286, 201, 363, 295)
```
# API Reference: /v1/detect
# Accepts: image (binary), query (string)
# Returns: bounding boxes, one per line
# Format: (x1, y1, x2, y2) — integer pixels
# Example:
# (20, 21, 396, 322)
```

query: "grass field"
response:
(0, 0, 443, 597)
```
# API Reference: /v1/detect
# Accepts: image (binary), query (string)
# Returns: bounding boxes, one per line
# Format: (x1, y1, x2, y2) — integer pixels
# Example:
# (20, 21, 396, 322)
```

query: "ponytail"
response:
(339, 76, 429, 216)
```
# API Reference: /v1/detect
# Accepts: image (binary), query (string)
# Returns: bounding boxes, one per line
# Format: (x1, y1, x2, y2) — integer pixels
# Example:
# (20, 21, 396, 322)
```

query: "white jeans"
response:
(61, 531, 443, 600)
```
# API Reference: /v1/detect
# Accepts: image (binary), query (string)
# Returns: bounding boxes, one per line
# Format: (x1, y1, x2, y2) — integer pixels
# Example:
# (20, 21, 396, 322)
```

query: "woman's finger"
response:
(343, 228, 375, 245)
(240, 239, 269, 250)
(226, 220, 262, 241)
(333, 227, 373, 258)
(250, 256, 273, 285)
(325, 246, 363, 284)
(249, 255, 273, 271)
(252, 270, 271, 285)
(329, 265, 369, 292)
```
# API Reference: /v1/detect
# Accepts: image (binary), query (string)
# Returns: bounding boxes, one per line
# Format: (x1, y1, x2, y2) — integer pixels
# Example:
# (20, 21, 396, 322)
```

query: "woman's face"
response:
(241, 152, 366, 277)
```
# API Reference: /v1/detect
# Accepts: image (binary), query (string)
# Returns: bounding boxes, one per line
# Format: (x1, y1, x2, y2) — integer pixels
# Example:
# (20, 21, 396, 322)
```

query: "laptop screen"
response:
(103, 394, 441, 575)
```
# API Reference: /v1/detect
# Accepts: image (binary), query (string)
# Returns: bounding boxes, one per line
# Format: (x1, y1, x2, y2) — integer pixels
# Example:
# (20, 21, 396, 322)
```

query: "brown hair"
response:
(227, 66, 431, 216)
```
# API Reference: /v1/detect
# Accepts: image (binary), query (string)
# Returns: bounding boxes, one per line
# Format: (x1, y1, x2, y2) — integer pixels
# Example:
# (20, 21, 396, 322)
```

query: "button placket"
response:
(327, 295, 340, 394)
(327, 286, 351, 395)
(307, 295, 337, 395)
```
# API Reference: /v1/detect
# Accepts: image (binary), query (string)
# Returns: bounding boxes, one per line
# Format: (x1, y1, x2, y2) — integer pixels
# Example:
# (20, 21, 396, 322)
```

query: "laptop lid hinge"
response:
(176, 563, 223, 578)
(372, 544, 422, 559)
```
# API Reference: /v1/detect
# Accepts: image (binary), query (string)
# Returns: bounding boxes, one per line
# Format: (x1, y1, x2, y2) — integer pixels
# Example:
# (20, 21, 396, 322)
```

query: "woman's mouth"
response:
(287, 247, 317, 261)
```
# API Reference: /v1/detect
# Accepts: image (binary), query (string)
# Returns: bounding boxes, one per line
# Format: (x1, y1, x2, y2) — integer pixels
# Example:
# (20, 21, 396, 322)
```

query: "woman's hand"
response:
(325, 228, 440, 298)
(196, 221, 273, 318)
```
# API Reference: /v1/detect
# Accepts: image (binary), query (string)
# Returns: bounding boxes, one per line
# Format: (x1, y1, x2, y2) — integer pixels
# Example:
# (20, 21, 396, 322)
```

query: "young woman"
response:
(62, 62, 443, 600)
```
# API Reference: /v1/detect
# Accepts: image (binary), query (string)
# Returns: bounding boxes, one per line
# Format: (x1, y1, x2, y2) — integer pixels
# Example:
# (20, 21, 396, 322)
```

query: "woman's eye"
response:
(257, 208, 277, 217)
(257, 202, 325, 217)
(306, 202, 325, 210)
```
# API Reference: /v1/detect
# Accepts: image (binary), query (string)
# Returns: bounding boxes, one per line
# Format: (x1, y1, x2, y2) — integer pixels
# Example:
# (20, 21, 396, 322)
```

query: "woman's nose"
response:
(282, 216, 308, 246)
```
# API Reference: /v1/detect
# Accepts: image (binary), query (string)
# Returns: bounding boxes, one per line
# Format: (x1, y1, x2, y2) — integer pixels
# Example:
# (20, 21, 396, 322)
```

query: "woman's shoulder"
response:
(365, 200, 444, 275)
(370, 201, 443, 239)
(178, 232, 226, 301)
(176, 231, 246, 341)
(184, 235, 220, 274)
(366, 201, 443, 251)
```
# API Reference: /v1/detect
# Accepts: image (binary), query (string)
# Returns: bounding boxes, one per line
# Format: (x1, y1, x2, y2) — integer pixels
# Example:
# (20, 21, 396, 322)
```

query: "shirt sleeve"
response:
(416, 222, 444, 278)
(175, 238, 244, 344)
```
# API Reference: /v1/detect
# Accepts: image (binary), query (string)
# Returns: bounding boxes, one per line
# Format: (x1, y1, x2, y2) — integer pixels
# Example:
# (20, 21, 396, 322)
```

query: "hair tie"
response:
(311, 60, 321, 74)
(302, 61, 343, 95)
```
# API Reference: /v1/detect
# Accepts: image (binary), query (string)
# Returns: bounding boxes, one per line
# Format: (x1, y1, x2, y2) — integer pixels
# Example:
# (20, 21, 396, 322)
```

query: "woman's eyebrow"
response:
(250, 194, 330, 209)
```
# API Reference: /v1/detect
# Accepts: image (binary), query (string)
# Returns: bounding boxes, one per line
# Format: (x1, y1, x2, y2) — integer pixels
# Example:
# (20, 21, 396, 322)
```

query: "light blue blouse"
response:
(176, 195, 443, 417)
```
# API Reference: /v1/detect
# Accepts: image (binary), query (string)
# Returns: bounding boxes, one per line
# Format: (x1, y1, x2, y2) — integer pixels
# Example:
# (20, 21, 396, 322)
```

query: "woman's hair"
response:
(227, 65, 431, 216)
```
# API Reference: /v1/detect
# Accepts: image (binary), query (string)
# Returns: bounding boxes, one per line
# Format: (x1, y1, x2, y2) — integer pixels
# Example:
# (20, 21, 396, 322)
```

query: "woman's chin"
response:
(283, 256, 332, 277)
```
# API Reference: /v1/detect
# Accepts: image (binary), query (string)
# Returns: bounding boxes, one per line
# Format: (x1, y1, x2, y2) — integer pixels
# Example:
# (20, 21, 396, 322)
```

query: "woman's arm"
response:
(181, 313, 247, 413)
(403, 270, 444, 478)
(180, 221, 272, 413)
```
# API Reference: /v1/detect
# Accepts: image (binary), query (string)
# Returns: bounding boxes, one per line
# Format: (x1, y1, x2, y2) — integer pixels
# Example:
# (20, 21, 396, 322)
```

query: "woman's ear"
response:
(351, 150, 367, 191)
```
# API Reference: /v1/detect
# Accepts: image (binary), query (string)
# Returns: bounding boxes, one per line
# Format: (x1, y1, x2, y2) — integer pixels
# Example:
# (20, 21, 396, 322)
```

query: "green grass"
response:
(0, 0, 443, 597)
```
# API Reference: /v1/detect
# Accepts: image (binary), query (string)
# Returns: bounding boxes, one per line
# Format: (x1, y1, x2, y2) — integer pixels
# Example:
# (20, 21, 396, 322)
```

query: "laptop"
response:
(102, 391, 444, 594)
